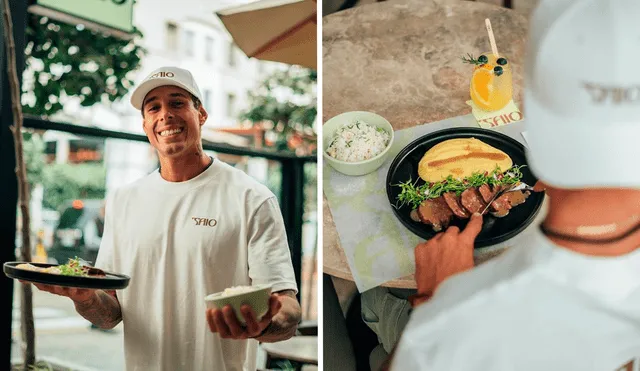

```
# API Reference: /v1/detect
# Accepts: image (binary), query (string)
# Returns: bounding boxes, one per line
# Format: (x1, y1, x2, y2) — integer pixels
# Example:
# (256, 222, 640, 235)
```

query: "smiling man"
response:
(30, 66, 301, 371)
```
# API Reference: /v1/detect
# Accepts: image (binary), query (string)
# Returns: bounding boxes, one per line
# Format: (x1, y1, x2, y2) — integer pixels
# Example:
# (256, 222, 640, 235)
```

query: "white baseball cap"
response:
(524, 0, 640, 189)
(130, 66, 204, 110)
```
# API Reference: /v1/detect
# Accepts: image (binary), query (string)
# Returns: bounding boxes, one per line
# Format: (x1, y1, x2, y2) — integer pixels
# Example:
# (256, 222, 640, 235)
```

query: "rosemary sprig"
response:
(394, 165, 527, 210)
(461, 53, 483, 66)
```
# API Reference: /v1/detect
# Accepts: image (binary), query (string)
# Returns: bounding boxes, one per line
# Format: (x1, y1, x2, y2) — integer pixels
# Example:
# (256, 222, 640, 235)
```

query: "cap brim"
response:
(130, 78, 198, 110)
(524, 93, 640, 189)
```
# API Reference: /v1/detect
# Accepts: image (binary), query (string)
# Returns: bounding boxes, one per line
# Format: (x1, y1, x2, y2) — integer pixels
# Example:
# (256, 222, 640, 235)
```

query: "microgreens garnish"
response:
(57, 257, 89, 277)
(394, 165, 526, 210)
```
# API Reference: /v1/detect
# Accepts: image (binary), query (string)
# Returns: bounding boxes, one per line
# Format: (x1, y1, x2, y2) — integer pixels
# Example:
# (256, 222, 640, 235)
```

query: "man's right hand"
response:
(22, 281, 122, 329)
(411, 212, 484, 306)
(24, 281, 96, 304)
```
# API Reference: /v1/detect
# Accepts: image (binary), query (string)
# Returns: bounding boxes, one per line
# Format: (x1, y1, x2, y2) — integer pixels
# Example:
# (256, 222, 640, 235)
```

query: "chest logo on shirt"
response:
(192, 217, 217, 227)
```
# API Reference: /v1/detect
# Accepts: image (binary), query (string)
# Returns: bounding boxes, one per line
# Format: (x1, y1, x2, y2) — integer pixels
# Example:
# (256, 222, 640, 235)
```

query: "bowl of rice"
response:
(205, 284, 272, 325)
(323, 111, 394, 176)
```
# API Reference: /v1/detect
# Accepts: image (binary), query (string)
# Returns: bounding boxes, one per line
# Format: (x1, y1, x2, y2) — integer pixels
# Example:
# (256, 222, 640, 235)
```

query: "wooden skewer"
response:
(485, 18, 499, 57)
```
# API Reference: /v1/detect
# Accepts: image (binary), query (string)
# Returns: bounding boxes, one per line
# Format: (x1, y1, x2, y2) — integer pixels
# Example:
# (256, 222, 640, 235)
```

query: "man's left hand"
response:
(205, 294, 282, 339)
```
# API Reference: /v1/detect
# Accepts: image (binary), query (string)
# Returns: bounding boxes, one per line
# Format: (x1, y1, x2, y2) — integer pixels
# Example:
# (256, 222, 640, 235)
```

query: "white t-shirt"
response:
(392, 228, 640, 371)
(95, 159, 298, 371)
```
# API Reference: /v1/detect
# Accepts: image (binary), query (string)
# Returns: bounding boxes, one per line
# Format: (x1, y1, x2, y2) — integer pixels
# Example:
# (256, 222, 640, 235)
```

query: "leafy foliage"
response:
(22, 131, 46, 188)
(240, 66, 317, 154)
(22, 15, 146, 117)
(18, 14, 145, 210)
(41, 163, 106, 211)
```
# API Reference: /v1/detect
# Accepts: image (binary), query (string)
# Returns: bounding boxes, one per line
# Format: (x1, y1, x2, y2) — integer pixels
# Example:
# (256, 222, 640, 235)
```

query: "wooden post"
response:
(1, 0, 35, 368)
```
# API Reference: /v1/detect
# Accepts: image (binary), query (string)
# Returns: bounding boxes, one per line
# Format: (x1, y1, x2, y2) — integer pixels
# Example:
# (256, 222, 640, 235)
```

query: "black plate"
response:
(3, 262, 130, 290)
(386, 127, 544, 248)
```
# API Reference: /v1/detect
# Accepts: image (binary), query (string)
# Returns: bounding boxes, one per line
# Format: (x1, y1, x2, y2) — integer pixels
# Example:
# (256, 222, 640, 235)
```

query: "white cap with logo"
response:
(524, 0, 640, 189)
(130, 66, 203, 110)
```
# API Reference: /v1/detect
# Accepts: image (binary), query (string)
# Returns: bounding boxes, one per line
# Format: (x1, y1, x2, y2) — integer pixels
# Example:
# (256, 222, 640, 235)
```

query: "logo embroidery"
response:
(192, 217, 217, 227)
(149, 71, 175, 79)
(583, 82, 640, 104)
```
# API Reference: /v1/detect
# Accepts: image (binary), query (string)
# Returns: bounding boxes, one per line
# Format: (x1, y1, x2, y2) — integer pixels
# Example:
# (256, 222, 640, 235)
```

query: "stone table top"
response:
(322, 0, 529, 288)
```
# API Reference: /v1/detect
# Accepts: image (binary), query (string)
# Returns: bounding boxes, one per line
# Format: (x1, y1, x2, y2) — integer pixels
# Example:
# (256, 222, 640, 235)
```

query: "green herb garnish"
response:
(393, 165, 526, 210)
(58, 257, 88, 276)
(461, 53, 483, 66)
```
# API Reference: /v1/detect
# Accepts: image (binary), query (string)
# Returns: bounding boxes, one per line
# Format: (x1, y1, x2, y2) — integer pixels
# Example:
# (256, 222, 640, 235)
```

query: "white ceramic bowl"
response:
(205, 284, 272, 325)
(323, 111, 395, 176)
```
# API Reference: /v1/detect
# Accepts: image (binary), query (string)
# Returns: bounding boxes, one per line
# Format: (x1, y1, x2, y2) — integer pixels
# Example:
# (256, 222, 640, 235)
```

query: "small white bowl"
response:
(323, 111, 395, 176)
(205, 284, 272, 325)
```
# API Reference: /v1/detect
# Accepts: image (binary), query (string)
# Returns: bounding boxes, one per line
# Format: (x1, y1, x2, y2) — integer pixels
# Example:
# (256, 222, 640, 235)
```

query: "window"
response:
(205, 36, 214, 62)
(226, 93, 236, 118)
(184, 30, 195, 57)
(228, 41, 236, 67)
(203, 89, 211, 110)
(165, 22, 178, 50)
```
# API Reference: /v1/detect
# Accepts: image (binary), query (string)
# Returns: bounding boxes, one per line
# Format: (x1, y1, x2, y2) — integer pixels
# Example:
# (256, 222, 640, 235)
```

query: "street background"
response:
(12, 289, 125, 371)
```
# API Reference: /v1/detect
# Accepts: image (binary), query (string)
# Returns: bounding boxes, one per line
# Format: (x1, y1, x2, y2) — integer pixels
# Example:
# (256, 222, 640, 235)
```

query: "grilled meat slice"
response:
(411, 183, 530, 231)
(506, 190, 530, 207)
(490, 190, 530, 217)
(443, 192, 470, 219)
(490, 195, 511, 217)
(417, 197, 453, 232)
(461, 188, 488, 215)
(478, 184, 497, 204)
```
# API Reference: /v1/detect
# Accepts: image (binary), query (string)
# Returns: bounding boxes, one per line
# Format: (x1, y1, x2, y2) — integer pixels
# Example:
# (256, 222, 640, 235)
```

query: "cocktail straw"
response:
(485, 18, 499, 57)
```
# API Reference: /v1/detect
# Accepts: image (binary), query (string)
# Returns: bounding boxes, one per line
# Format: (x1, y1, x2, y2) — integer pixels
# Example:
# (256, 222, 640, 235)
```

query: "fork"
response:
(479, 182, 535, 215)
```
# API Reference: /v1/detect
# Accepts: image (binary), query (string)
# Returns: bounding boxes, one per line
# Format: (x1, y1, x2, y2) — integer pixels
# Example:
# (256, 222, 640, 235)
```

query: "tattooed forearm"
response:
(256, 290, 301, 343)
(74, 290, 122, 329)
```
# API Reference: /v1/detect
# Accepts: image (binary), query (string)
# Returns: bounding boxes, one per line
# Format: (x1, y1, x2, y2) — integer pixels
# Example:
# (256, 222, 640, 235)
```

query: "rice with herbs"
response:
(222, 286, 255, 296)
(326, 121, 391, 162)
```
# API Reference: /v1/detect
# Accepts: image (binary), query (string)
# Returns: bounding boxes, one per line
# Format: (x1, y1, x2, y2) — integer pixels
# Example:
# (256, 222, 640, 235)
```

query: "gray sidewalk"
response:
(12, 288, 125, 371)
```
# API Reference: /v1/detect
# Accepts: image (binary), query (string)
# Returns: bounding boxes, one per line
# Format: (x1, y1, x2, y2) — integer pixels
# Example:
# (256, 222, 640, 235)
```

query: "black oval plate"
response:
(386, 127, 544, 248)
(3, 262, 130, 290)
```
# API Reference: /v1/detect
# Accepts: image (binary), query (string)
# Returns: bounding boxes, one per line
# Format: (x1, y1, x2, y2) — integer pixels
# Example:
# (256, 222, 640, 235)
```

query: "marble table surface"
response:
(322, 0, 529, 288)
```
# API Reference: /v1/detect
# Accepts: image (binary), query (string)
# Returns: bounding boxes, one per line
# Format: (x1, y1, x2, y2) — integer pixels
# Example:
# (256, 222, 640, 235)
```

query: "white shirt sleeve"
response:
(247, 197, 298, 294)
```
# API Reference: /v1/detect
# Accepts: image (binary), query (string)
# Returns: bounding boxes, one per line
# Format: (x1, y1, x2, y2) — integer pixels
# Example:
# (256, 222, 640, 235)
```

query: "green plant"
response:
(41, 163, 106, 211)
(22, 131, 46, 188)
(22, 14, 146, 117)
(240, 66, 316, 154)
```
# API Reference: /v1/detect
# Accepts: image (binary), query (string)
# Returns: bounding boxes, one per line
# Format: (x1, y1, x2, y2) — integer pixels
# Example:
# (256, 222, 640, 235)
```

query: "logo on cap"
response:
(149, 71, 175, 79)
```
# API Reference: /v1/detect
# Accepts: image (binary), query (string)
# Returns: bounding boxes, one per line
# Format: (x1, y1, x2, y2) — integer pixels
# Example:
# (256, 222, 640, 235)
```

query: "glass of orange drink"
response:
(464, 52, 512, 112)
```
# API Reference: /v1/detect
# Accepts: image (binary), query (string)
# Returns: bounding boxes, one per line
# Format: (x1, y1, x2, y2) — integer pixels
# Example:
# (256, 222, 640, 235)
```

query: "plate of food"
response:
(386, 127, 544, 247)
(3, 258, 130, 290)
